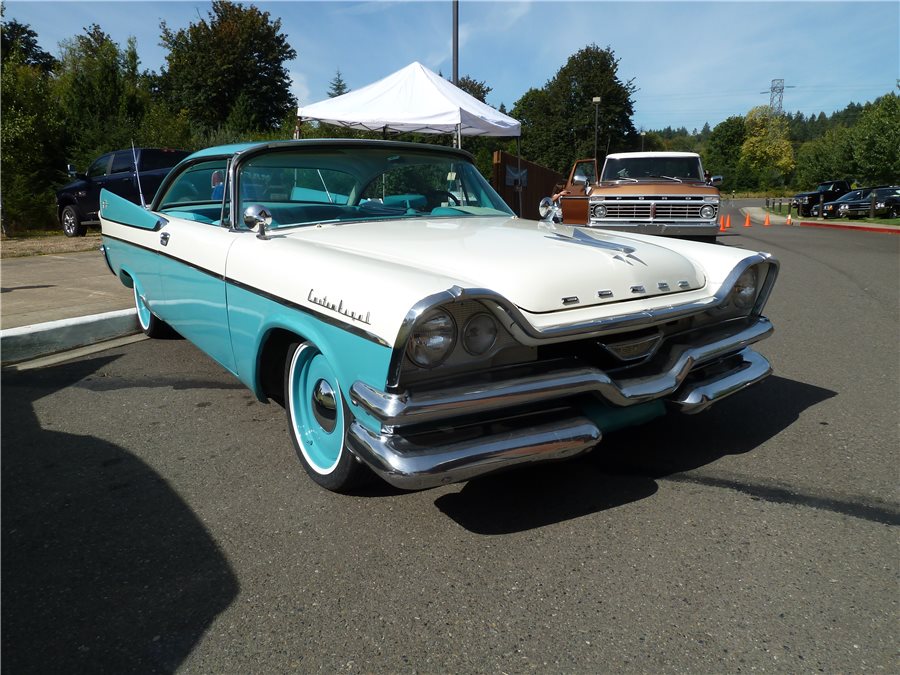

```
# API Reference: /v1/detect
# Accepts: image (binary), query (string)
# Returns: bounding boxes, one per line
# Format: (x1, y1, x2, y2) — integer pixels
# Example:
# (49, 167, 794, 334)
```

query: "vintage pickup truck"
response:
(543, 152, 723, 241)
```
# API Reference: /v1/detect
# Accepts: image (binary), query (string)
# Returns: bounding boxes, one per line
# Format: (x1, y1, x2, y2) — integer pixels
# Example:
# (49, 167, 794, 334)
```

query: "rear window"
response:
(140, 149, 189, 172)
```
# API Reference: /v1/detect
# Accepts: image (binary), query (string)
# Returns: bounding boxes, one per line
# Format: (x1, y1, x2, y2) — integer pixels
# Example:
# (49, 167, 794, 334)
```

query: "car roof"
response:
(606, 151, 700, 159)
(183, 138, 475, 162)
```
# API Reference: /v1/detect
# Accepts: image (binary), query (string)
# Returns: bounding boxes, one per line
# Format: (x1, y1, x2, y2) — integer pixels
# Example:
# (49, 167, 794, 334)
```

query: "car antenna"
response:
(131, 141, 147, 209)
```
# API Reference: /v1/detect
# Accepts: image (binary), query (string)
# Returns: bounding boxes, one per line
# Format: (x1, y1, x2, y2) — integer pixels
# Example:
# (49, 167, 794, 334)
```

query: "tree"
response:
(740, 106, 795, 188)
(53, 25, 141, 166)
(512, 44, 636, 173)
(793, 127, 854, 187)
(1, 50, 66, 230)
(159, 0, 296, 133)
(1, 17, 57, 74)
(327, 69, 349, 98)
(705, 116, 747, 190)
(849, 94, 899, 185)
(457, 75, 491, 103)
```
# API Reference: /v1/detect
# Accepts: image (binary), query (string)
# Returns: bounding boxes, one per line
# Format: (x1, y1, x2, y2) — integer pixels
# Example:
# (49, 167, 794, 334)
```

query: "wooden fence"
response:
(490, 151, 565, 221)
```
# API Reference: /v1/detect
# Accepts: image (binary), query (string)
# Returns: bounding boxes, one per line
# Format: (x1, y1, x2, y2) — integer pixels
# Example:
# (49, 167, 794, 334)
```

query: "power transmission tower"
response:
(760, 79, 795, 115)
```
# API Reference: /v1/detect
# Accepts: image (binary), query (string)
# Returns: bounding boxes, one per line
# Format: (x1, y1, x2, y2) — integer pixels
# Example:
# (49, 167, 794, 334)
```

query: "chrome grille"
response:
(591, 200, 717, 221)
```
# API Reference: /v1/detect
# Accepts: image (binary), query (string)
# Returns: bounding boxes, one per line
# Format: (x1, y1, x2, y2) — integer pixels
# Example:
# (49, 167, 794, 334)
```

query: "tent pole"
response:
(516, 137, 523, 217)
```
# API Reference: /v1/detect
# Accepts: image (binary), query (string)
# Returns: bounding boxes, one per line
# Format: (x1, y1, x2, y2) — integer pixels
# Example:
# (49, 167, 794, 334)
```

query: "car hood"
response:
(280, 217, 706, 314)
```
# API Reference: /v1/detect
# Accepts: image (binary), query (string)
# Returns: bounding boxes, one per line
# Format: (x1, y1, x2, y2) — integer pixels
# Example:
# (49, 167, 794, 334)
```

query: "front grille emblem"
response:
(600, 333, 662, 362)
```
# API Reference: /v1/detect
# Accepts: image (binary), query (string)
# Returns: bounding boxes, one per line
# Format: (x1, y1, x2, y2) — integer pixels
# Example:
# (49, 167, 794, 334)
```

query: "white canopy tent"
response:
(296, 61, 521, 139)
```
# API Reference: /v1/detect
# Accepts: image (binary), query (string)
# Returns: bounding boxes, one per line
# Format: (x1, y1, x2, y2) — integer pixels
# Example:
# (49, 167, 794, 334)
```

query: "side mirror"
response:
(243, 204, 273, 239)
(67, 164, 77, 178)
(710, 175, 723, 186)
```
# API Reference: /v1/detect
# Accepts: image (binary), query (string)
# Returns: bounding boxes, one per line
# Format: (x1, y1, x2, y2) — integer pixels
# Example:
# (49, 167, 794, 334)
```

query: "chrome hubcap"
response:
(311, 378, 337, 433)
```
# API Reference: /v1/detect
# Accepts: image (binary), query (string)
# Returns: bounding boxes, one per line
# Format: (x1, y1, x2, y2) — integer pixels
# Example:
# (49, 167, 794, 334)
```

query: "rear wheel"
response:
(132, 278, 172, 338)
(61, 205, 86, 237)
(284, 342, 367, 492)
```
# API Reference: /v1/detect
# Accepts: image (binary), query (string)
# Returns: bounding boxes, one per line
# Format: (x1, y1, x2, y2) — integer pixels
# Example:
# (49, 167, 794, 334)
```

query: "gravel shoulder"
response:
(1, 233, 103, 259)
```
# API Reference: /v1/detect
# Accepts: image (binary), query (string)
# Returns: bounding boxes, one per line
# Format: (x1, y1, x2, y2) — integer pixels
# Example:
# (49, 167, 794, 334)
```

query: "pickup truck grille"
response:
(590, 198, 717, 221)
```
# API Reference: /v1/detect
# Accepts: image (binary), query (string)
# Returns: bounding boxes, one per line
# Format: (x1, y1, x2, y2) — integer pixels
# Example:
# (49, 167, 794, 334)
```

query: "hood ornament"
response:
(546, 228, 645, 265)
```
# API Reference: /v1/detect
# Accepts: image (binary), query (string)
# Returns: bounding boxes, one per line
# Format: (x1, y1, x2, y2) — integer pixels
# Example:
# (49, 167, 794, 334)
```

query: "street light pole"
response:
(592, 96, 602, 162)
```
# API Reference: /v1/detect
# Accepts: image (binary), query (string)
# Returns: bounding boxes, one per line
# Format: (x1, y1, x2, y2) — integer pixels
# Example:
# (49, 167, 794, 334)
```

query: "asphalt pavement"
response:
(0, 209, 895, 365)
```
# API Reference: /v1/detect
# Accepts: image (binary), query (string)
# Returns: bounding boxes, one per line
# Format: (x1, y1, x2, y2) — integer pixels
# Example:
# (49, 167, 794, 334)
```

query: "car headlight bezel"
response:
(405, 309, 457, 369)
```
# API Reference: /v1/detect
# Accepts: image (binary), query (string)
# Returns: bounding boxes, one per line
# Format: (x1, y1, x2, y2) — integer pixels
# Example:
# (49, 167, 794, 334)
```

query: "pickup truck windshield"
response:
(602, 157, 702, 181)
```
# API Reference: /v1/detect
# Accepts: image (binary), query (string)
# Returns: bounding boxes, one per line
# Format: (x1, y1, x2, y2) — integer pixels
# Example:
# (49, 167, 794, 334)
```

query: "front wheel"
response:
(284, 342, 367, 492)
(61, 205, 86, 237)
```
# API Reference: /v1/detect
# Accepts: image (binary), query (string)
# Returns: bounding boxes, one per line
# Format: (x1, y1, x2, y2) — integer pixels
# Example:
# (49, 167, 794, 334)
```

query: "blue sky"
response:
(6, 0, 899, 132)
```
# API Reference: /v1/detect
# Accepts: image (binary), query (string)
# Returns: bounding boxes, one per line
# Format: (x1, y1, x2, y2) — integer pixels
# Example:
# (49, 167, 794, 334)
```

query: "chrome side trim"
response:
(355, 318, 773, 427)
(347, 415, 602, 490)
(669, 349, 772, 414)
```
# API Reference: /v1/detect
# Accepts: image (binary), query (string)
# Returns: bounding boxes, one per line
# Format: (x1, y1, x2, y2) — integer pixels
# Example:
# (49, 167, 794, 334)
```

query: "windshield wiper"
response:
(648, 175, 684, 183)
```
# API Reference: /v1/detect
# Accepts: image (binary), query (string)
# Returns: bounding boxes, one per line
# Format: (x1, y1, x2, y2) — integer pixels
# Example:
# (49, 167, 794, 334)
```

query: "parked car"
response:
(99, 139, 778, 493)
(57, 147, 190, 237)
(838, 186, 900, 219)
(791, 180, 852, 217)
(812, 188, 872, 219)
(544, 152, 723, 241)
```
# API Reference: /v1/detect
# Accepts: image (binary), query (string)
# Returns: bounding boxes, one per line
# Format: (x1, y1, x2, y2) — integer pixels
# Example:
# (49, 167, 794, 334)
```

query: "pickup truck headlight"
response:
(406, 309, 457, 368)
(591, 204, 607, 218)
(699, 204, 717, 219)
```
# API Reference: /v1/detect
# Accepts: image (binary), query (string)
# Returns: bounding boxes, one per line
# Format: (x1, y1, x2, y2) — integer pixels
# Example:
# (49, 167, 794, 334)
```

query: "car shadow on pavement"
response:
(436, 375, 837, 535)
(1, 356, 238, 674)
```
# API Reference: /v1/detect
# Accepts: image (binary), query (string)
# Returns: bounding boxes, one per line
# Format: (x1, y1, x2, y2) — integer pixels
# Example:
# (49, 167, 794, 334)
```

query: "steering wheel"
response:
(425, 190, 461, 208)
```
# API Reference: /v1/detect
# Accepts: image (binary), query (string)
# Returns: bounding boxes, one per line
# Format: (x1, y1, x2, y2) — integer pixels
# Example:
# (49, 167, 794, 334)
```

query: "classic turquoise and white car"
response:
(100, 139, 778, 492)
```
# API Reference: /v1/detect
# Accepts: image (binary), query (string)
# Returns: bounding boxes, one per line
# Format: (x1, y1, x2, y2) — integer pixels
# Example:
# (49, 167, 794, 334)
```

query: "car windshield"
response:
(836, 190, 863, 202)
(601, 157, 702, 181)
(158, 145, 514, 228)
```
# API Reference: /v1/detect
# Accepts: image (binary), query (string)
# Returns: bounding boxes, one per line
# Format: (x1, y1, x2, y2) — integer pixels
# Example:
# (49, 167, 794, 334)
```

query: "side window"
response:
(87, 155, 111, 178)
(571, 160, 597, 184)
(110, 151, 134, 175)
(159, 160, 228, 207)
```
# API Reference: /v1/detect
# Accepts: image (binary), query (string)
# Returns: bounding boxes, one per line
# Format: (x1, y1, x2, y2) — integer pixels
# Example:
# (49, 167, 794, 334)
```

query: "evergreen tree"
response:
(327, 69, 349, 98)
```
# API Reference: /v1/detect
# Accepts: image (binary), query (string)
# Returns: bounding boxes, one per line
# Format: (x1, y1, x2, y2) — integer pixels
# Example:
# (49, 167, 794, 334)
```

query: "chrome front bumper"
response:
(347, 318, 773, 490)
(586, 221, 720, 237)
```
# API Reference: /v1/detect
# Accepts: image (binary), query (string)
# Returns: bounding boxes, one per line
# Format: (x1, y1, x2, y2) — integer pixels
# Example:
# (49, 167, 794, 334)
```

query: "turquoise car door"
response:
(156, 215, 239, 374)
(99, 188, 163, 318)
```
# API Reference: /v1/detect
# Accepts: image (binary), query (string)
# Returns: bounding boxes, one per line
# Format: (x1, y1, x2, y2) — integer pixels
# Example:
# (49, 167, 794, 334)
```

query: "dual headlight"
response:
(406, 309, 499, 368)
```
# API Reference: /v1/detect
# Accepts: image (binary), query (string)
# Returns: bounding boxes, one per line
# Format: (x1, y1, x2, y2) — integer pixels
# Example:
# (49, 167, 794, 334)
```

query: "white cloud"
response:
(290, 70, 311, 106)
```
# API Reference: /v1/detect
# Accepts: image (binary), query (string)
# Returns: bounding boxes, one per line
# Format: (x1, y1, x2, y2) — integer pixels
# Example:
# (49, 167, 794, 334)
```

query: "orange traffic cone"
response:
(763, 213, 771, 227)
(725, 214, 732, 229)
(743, 213, 752, 228)
(719, 217, 727, 233)
(785, 214, 792, 226)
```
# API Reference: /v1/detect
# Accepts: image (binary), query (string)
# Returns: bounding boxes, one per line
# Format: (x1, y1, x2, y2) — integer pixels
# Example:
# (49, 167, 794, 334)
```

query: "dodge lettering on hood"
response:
(100, 139, 778, 492)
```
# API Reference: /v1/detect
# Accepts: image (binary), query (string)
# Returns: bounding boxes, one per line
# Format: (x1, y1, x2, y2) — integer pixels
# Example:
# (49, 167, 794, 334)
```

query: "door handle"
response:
(160, 232, 170, 246)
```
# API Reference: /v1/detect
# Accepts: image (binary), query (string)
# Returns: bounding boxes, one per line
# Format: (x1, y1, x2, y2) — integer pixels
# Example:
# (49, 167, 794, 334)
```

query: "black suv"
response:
(56, 147, 190, 236)
(791, 180, 852, 217)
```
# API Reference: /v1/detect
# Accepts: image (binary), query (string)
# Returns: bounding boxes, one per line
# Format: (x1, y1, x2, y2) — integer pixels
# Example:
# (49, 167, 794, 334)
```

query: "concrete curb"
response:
(0, 308, 140, 365)
(792, 219, 900, 234)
